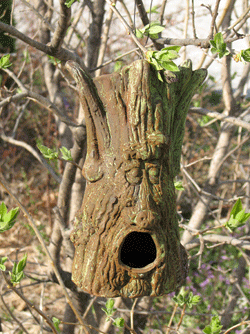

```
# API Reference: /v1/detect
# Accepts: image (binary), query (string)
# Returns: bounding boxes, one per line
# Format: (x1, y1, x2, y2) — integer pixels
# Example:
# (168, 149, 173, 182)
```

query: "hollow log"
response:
(66, 59, 207, 298)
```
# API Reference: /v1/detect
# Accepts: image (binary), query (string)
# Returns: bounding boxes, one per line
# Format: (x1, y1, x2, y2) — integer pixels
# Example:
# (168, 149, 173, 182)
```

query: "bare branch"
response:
(0, 21, 86, 69)
(159, 0, 168, 25)
(0, 179, 90, 334)
(105, 0, 147, 54)
(51, 0, 71, 50)
(208, 0, 221, 39)
(189, 107, 250, 131)
(1, 271, 59, 334)
(0, 133, 61, 183)
(185, 234, 250, 251)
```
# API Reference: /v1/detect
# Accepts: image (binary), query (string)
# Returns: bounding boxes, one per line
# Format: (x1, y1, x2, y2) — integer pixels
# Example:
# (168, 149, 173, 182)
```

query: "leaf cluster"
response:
(9, 253, 27, 285)
(203, 315, 222, 334)
(225, 198, 250, 232)
(37, 144, 73, 161)
(210, 33, 230, 58)
(136, 21, 164, 40)
(0, 54, 12, 69)
(173, 288, 201, 308)
(0, 202, 19, 233)
(174, 180, 184, 191)
(146, 46, 181, 82)
(64, 0, 79, 8)
(102, 299, 125, 328)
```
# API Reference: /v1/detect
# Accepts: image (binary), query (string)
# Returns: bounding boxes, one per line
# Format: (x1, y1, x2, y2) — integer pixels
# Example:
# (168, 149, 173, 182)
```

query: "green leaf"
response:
(174, 181, 184, 191)
(102, 298, 116, 317)
(60, 147, 73, 161)
(0, 202, 7, 218)
(214, 32, 224, 48)
(0, 257, 8, 271)
(113, 317, 125, 328)
(240, 48, 250, 62)
(0, 203, 19, 233)
(10, 254, 27, 284)
(106, 298, 115, 311)
(17, 253, 27, 272)
(52, 317, 61, 332)
(135, 29, 144, 39)
(230, 198, 242, 217)
(146, 5, 159, 14)
(161, 60, 179, 72)
(203, 315, 222, 334)
(147, 24, 165, 35)
(0, 54, 12, 69)
(37, 143, 58, 160)
(210, 33, 230, 58)
(64, 0, 79, 8)
(187, 292, 201, 308)
(225, 199, 250, 232)
(48, 55, 61, 65)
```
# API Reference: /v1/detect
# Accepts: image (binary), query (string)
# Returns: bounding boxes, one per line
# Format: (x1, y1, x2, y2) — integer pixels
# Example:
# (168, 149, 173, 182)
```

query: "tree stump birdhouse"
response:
(67, 59, 207, 298)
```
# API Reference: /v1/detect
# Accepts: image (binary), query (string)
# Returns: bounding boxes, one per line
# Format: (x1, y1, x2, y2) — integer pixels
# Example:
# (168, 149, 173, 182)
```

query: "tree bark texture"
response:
(67, 59, 206, 298)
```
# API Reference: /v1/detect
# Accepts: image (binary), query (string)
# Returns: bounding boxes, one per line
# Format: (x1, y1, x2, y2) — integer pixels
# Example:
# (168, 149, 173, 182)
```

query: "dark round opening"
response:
(120, 232, 157, 268)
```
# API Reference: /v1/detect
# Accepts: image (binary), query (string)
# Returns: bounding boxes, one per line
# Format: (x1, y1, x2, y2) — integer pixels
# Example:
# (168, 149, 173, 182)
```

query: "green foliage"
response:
(64, 0, 79, 8)
(0, 54, 12, 69)
(0, 202, 19, 233)
(113, 317, 125, 328)
(225, 198, 250, 232)
(48, 55, 61, 65)
(146, 5, 159, 14)
(0, 257, 8, 271)
(234, 48, 250, 63)
(37, 143, 58, 160)
(174, 180, 184, 191)
(146, 46, 181, 81)
(101, 299, 125, 328)
(210, 32, 230, 58)
(52, 317, 61, 332)
(37, 143, 73, 162)
(102, 299, 116, 318)
(9, 253, 27, 285)
(59, 147, 73, 161)
(203, 315, 222, 334)
(173, 288, 201, 308)
(114, 60, 124, 72)
(136, 21, 165, 39)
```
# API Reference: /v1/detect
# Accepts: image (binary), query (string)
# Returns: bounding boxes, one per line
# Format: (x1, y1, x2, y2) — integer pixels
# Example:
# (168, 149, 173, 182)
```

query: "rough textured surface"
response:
(66, 59, 207, 298)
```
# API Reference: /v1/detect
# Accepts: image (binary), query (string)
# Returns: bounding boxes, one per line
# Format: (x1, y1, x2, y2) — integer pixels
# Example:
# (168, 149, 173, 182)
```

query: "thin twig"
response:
(191, 0, 197, 39)
(0, 179, 90, 334)
(208, 0, 221, 39)
(130, 298, 138, 330)
(189, 107, 250, 131)
(95, 0, 116, 76)
(0, 292, 30, 334)
(159, 0, 167, 25)
(1, 271, 59, 334)
(0, 21, 86, 69)
(166, 303, 178, 334)
(0, 134, 62, 183)
(104, 0, 147, 54)
(176, 304, 186, 331)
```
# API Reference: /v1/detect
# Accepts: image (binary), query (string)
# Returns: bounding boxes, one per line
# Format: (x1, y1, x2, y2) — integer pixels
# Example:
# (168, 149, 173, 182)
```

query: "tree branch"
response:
(51, 0, 71, 50)
(189, 107, 250, 131)
(0, 21, 86, 69)
(0, 133, 61, 183)
(185, 234, 250, 251)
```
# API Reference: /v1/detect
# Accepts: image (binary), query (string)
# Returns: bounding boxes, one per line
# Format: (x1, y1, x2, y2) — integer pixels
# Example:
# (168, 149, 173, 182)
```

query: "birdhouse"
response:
(67, 59, 206, 298)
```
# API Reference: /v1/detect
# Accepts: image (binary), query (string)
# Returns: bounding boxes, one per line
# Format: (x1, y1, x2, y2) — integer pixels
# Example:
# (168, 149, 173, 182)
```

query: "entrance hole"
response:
(120, 232, 157, 268)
